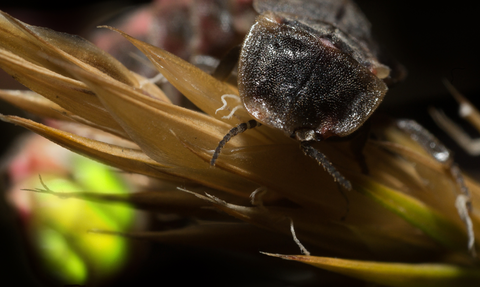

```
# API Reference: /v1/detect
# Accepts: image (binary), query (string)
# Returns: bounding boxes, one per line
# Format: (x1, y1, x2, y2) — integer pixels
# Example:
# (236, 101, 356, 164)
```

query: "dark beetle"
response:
(211, 0, 404, 190)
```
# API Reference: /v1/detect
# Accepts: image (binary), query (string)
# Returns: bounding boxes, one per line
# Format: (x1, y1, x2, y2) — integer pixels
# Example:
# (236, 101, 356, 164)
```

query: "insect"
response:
(210, 0, 404, 190)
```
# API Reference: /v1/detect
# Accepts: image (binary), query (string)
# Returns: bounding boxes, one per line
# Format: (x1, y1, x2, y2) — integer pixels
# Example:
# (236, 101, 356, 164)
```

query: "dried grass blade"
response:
(353, 177, 474, 254)
(100, 26, 253, 125)
(0, 11, 137, 86)
(265, 253, 480, 287)
(0, 49, 128, 138)
(0, 89, 71, 120)
(0, 114, 176, 180)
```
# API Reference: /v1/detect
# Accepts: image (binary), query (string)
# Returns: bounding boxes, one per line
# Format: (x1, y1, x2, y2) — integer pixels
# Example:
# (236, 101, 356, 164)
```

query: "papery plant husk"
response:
(1, 10, 480, 286)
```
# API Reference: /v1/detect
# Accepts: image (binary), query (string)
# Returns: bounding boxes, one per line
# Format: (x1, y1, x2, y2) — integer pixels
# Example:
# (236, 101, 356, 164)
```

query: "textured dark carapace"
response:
(240, 0, 394, 141)
(212, 0, 403, 189)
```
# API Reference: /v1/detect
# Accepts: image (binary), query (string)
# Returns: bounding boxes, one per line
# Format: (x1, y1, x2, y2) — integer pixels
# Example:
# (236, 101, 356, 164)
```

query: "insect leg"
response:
(300, 141, 351, 219)
(300, 141, 352, 191)
(395, 119, 471, 199)
(210, 120, 260, 166)
(395, 119, 475, 256)
(396, 119, 452, 163)
(349, 120, 371, 174)
(212, 45, 241, 81)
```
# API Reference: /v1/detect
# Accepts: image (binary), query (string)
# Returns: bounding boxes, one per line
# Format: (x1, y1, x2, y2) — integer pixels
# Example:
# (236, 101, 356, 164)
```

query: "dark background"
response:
(1, 1, 479, 286)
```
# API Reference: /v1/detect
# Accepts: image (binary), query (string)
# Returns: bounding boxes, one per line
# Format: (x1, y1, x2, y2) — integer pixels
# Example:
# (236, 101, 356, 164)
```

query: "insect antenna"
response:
(300, 141, 352, 219)
(299, 141, 352, 190)
(211, 120, 261, 166)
